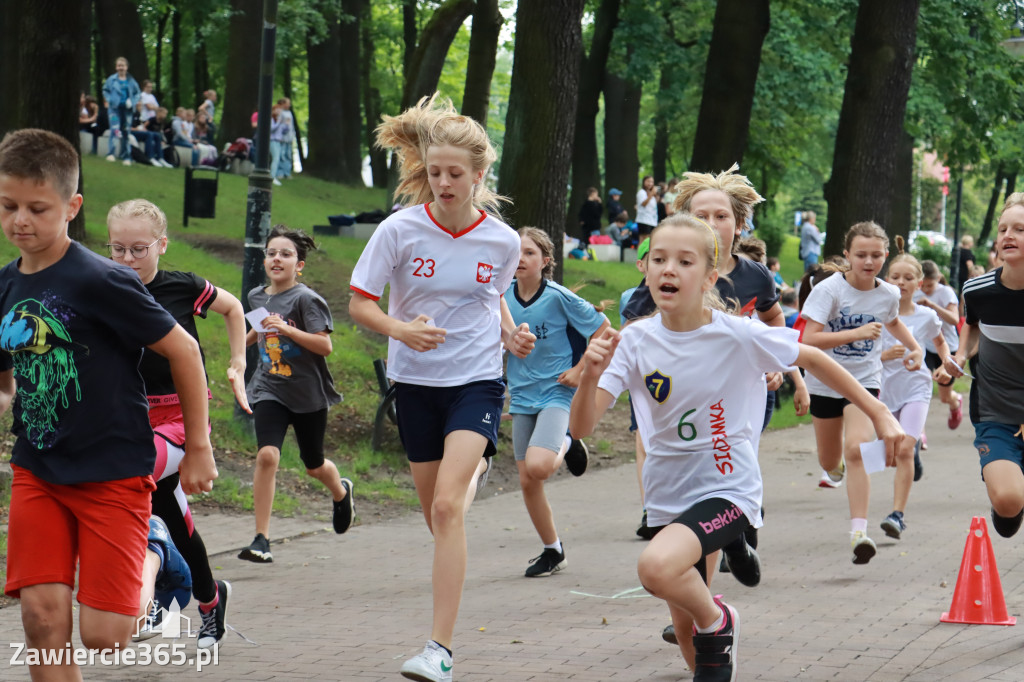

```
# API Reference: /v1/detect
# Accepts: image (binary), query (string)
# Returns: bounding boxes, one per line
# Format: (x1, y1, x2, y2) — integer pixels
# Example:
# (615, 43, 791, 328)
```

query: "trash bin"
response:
(183, 166, 219, 226)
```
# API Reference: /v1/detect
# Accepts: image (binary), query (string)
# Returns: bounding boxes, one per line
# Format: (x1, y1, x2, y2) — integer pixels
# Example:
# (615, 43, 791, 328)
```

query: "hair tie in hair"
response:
(693, 217, 719, 268)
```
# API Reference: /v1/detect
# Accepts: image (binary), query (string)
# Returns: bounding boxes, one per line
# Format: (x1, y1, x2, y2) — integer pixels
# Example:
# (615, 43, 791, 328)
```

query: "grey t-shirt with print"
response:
(246, 283, 342, 413)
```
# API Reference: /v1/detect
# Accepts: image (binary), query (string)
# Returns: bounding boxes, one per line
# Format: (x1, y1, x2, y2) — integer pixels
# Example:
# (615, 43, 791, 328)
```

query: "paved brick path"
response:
(3, 398, 1024, 680)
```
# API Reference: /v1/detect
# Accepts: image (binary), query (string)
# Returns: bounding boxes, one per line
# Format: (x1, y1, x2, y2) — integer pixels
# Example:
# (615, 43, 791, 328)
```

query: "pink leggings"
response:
(891, 401, 930, 442)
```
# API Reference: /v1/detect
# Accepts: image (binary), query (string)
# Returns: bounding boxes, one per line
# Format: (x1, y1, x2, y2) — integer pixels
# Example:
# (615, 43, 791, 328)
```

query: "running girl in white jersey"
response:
(915, 259, 963, 435)
(877, 238, 951, 539)
(570, 213, 911, 681)
(505, 227, 609, 578)
(801, 222, 923, 565)
(349, 94, 535, 682)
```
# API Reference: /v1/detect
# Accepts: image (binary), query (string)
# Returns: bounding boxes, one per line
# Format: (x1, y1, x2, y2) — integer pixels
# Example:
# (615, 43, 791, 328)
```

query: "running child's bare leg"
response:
(517, 446, 562, 545)
(984, 460, 1024, 520)
(813, 416, 844, 473)
(410, 430, 487, 649)
(78, 604, 135, 652)
(253, 445, 280, 537)
(19, 584, 80, 682)
(137, 550, 161, 620)
(306, 460, 347, 501)
(842, 406, 877, 520)
(637, 525, 720, 629)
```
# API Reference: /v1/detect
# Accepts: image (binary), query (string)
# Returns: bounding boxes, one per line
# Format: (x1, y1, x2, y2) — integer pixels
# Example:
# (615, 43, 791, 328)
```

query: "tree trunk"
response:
(0, 2, 21, 137)
(603, 69, 641, 223)
(282, 57, 306, 167)
(888, 130, 914, 246)
(16, 0, 84, 240)
(170, 9, 181, 108)
(1006, 173, 1017, 198)
(221, 0, 261, 146)
(193, 24, 209, 110)
(155, 10, 170, 102)
(462, 0, 503, 126)
(823, 0, 920, 258)
(403, 0, 475, 107)
(566, 0, 620, 237)
(979, 162, 1005, 248)
(305, 1, 350, 182)
(339, 0, 365, 182)
(95, 0, 149, 83)
(652, 67, 671, 182)
(362, 3, 387, 188)
(78, 0, 92, 94)
(689, 0, 769, 173)
(403, 0, 417, 75)
(499, 0, 586, 283)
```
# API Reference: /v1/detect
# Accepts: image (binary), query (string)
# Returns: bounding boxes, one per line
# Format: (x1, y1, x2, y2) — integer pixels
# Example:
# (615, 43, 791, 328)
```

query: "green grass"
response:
(777, 234, 804, 289)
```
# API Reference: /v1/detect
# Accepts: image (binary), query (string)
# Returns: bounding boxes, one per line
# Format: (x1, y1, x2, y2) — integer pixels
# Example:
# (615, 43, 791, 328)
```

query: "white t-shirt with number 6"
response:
(598, 311, 799, 528)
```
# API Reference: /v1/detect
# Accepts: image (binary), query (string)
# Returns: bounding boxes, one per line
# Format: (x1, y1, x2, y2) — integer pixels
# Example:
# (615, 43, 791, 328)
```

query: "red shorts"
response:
(5, 464, 156, 616)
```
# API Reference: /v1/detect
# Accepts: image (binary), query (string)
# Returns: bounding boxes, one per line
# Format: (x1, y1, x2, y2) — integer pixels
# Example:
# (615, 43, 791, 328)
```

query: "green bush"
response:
(756, 217, 787, 259)
(911, 236, 951, 271)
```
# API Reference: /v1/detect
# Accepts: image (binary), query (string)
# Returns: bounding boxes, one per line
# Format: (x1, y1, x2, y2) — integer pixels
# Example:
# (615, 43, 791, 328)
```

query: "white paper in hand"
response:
(245, 306, 270, 332)
(859, 439, 888, 475)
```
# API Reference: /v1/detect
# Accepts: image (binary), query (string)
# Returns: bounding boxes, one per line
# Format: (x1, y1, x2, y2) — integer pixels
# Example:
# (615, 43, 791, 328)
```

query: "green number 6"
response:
(677, 408, 696, 441)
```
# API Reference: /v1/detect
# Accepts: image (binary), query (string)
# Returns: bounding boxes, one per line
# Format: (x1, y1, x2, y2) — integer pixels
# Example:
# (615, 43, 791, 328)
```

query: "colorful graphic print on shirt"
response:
(0, 298, 83, 449)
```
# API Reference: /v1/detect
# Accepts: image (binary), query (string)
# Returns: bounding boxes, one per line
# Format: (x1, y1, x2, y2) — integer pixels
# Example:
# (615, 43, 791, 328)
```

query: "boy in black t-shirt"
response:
(947, 194, 1024, 539)
(0, 129, 216, 675)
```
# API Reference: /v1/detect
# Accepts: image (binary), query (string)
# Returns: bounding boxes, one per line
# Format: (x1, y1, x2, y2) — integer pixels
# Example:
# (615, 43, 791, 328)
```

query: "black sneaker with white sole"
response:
(238, 533, 273, 563)
(333, 479, 354, 534)
(524, 546, 566, 577)
(564, 439, 589, 476)
(721, 537, 761, 587)
(197, 580, 231, 649)
(693, 597, 740, 682)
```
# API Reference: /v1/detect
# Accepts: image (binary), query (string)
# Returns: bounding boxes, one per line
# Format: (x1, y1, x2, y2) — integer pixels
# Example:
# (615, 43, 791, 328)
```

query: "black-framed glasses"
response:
(107, 238, 161, 259)
(265, 248, 297, 259)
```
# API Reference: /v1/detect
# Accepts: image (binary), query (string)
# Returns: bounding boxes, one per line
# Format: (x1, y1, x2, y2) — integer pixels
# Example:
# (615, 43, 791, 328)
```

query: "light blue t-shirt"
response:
(619, 286, 638, 327)
(505, 279, 607, 413)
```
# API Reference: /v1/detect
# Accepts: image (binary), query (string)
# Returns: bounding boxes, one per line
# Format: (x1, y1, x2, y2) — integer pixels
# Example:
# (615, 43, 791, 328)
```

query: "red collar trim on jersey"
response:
(425, 203, 487, 238)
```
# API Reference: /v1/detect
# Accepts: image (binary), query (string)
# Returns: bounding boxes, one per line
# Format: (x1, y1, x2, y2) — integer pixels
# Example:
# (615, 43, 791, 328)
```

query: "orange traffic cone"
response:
(940, 516, 1016, 625)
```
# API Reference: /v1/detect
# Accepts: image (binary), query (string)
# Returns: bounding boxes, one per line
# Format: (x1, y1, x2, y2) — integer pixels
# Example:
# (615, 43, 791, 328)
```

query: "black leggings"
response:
(152, 473, 216, 604)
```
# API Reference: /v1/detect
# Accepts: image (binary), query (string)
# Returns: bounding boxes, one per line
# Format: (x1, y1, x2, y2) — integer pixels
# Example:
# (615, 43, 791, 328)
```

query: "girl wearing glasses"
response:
(239, 225, 353, 565)
(106, 198, 248, 648)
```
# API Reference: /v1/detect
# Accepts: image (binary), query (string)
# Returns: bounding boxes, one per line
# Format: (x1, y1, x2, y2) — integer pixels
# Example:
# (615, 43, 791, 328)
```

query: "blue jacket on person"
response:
(102, 73, 141, 110)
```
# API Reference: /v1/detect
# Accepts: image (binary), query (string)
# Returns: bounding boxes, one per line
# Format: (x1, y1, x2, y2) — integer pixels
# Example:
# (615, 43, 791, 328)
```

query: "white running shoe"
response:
(851, 531, 877, 565)
(818, 470, 841, 488)
(400, 640, 452, 682)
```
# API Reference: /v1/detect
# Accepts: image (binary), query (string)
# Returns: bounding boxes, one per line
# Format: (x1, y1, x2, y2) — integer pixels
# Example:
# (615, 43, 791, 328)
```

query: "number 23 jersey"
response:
(350, 204, 520, 387)
(598, 311, 799, 527)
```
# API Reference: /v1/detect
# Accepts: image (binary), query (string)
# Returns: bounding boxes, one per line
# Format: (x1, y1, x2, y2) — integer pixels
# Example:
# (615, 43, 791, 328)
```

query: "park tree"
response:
(565, 0, 621, 238)
(689, 0, 770, 173)
(499, 0, 586, 281)
(823, 0, 921, 258)
(95, 0, 150, 84)
(461, 0, 503, 126)
(221, 0, 262, 145)
(305, 0, 358, 183)
(602, 60, 642, 217)
(402, 0, 476, 107)
(5, 0, 85, 240)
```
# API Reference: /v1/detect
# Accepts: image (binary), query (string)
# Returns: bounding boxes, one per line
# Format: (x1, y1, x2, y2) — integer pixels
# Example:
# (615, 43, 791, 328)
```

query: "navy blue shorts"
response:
(394, 379, 505, 463)
(976, 422, 1024, 477)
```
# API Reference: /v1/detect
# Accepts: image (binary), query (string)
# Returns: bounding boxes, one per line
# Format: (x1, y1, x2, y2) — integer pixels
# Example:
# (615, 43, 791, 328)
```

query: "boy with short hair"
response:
(0, 128, 217, 678)
(947, 192, 1024, 539)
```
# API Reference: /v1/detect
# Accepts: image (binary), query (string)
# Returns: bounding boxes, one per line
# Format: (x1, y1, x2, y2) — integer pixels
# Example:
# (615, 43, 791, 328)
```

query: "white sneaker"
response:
(272, 178, 282, 186)
(818, 470, 841, 488)
(105, 154, 116, 162)
(400, 641, 452, 682)
(473, 457, 491, 500)
(851, 531, 876, 565)
(122, 159, 132, 166)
